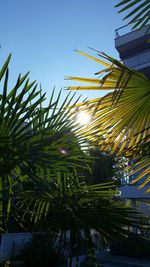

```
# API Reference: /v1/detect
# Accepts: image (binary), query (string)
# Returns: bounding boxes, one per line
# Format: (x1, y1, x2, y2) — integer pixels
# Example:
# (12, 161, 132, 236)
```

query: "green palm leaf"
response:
(67, 50, 150, 191)
(115, 0, 150, 31)
(15, 173, 150, 266)
(0, 55, 92, 230)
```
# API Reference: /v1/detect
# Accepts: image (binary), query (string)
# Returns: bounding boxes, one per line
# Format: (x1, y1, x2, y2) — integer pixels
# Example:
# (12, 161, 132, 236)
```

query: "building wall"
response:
(0, 232, 31, 261)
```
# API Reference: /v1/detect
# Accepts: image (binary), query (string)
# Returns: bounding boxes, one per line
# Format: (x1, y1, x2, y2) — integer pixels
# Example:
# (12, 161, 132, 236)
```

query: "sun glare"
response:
(76, 111, 91, 125)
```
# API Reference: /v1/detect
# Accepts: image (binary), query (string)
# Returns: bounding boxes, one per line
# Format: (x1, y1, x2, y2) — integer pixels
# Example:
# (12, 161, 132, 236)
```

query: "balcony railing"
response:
(115, 21, 150, 38)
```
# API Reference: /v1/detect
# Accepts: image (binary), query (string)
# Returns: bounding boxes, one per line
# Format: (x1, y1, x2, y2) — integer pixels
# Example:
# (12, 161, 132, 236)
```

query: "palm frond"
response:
(15, 172, 149, 265)
(115, 0, 150, 31)
(0, 55, 93, 230)
(67, 50, 150, 190)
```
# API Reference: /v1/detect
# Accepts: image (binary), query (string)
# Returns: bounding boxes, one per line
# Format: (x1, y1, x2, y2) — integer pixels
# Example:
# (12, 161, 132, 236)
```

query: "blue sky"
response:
(0, 0, 124, 102)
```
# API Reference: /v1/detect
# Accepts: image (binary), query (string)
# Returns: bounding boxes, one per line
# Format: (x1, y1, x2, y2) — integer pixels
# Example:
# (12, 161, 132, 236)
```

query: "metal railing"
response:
(115, 21, 150, 38)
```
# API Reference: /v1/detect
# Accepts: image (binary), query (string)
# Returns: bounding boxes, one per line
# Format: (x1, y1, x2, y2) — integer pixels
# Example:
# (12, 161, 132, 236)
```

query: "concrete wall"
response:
(115, 25, 150, 47)
(120, 185, 150, 199)
(123, 50, 150, 69)
(0, 232, 31, 261)
(0, 231, 105, 263)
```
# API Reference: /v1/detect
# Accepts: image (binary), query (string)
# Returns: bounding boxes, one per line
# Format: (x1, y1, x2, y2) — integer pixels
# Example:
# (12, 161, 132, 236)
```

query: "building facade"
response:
(115, 24, 150, 224)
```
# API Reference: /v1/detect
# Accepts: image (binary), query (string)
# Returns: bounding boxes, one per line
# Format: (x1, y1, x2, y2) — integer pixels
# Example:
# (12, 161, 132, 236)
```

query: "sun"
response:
(76, 111, 91, 125)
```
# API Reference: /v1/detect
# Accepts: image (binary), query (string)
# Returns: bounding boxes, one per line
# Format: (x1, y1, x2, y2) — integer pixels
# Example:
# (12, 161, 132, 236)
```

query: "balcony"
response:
(120, 185, 150, 199)
(115, 24, 150, 78)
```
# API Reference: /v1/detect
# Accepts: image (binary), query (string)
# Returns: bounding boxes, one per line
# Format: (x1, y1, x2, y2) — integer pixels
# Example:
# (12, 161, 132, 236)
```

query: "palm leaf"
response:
(67, 50, 150, 190)
(15, 173, 150, 266)
(0, 55, 93, 230)
(115, 0, 150, 31)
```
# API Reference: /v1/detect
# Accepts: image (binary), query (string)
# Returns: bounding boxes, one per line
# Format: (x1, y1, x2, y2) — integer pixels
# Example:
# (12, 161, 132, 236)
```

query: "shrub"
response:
(17, 233, 67, 267)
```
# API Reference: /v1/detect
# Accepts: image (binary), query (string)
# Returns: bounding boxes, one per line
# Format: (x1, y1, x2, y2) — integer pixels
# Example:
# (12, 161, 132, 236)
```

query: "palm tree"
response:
(0, 54, 92, 230)
(66, 49, 150, 192)
(86, 148, 116, 184)
(15, 171, 149, 267)
(115, 0, 150, 31)
(0, 54, 149, 267)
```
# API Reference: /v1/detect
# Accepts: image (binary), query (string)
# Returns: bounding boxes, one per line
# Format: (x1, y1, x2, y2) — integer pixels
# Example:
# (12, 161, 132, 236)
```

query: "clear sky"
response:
(0, 0, 124, 102)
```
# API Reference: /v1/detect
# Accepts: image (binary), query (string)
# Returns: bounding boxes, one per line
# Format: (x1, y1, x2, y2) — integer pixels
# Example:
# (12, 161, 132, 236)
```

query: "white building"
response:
(115, 24, 150, 223)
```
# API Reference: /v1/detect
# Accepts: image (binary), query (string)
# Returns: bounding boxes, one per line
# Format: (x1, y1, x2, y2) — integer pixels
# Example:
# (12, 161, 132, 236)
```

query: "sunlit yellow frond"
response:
(75, 50, 111, 67)
(67, 50, 150, 191)
(67, 86, 112, 90)
(137, 175, 150, 190)
(130, 167, 150, 185)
